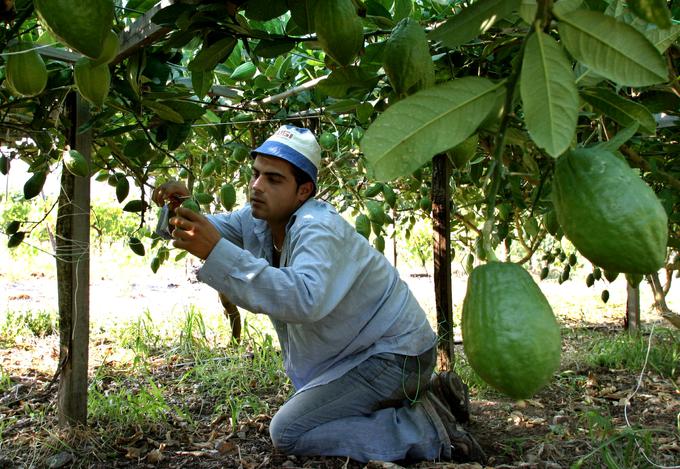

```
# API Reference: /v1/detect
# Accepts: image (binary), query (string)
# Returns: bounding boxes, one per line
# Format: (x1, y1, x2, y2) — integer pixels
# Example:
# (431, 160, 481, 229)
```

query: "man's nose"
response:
(251, 175, 263, 191)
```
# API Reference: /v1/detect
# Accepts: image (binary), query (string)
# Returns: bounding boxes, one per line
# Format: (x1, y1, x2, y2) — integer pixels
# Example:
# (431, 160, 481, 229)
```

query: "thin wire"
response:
(1, 42, 61, 56)
(623, 323, 680, 469)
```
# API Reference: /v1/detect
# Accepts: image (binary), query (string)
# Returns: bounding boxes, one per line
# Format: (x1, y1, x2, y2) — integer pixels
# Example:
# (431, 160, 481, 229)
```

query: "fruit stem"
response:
(482, 34, 530, 263)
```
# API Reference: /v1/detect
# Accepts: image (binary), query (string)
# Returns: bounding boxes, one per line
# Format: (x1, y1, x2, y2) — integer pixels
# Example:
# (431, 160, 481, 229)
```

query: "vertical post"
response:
(625, 281, 641, 335)
(432, 153, 453, 369)
(56, 93, 91, 426)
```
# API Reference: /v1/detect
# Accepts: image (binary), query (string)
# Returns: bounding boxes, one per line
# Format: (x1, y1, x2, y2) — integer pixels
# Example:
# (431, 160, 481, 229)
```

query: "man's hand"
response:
(152, 180, 190, 209)
(170, 207, 221, 260)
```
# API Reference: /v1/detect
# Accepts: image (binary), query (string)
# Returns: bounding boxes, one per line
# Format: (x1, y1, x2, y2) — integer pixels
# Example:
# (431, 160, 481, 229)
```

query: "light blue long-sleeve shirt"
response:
(197, 198, 436, 393)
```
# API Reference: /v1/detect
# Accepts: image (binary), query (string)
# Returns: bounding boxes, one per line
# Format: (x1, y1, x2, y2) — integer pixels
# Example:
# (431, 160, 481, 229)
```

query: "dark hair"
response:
(291, 164, 317, 197)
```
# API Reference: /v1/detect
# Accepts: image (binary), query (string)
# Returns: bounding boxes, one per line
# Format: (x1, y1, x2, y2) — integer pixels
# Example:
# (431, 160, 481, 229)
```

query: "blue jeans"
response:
(269, 348, 451, 462)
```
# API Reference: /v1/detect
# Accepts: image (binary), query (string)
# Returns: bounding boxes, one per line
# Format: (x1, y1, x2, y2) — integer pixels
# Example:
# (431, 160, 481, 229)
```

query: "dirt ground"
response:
(1, 258, 679, 468)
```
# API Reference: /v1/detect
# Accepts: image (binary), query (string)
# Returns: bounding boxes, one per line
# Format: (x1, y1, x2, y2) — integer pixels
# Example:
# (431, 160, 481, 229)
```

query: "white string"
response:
(623, 323, 680, 469)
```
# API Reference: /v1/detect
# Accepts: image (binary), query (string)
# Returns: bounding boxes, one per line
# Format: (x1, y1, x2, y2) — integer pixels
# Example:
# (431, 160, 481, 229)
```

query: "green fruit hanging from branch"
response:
(552, 148, 667, 274)
(462, 262, 561, 399)
(5, 42, 48, 97)
(34, 0, 114, 59)
(74, 57, 111, 108)
(313, 0, 363, 66)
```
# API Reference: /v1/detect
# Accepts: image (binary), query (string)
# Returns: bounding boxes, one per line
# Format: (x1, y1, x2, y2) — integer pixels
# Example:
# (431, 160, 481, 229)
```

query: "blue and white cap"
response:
(251, 125, 322, 188)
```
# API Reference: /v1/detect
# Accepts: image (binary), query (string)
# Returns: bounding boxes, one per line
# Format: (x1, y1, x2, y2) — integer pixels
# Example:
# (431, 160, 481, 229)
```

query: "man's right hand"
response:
(152, 180, 190, 209)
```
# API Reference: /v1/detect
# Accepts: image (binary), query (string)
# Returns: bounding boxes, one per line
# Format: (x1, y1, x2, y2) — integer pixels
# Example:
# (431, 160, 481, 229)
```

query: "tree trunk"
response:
(432, 154, 453, 369)
(625, 281, 640, 334)
(56, 94, 91, 426)
(648, 273, 680, 329)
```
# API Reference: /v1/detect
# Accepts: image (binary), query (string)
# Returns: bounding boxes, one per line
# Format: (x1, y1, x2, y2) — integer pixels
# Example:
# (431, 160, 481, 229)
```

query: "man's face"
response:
(249, 154, 312, 224)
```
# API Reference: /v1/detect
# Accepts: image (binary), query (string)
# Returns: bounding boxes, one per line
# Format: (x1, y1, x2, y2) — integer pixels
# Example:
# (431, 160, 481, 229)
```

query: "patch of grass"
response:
(584, 327, 679, 378)
(0, 367, 11, 392)
(88, 373, 181, 428)
(572, 409, 663, 469)
(112, 309, 165, 360)
(0, 309, 57, 342)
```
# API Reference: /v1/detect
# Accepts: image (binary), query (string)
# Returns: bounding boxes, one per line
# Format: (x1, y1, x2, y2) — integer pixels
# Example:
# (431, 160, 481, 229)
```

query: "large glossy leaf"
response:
(429, 0, 520, 49)
(520, 31, 579, 157)
(581, 87, 657, 135)
(555, 9, 668, 86)
(628, 0, 672, 28)
(361, 77, 503, 181)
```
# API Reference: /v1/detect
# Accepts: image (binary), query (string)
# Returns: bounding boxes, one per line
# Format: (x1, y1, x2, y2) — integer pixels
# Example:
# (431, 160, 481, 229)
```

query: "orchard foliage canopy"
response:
(1, 0, 679, 272)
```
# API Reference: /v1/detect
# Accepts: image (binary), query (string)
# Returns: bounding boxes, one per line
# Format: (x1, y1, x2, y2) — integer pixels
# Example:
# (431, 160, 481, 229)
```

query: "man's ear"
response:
(297, 181, 314, 201)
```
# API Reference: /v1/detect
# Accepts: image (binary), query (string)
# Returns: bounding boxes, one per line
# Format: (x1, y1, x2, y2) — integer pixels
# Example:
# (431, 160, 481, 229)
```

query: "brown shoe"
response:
(430, 371, 470, 423)
(423, 391, 487, 464)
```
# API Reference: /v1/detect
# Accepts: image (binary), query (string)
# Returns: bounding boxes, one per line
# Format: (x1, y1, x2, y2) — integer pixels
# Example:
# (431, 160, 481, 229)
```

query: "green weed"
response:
(112, 309, 163, 360)
(0, 309, 57, 342)
(584, 327, 679, 378)
(0, 367, 11, 392)
(88, 373, 178, 428)
(177, 306, 211, 357)
(572, 410, 661, 469)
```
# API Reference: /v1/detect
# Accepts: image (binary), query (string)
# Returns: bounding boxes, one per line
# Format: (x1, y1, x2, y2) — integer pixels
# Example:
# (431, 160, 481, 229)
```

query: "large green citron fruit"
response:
(91, 30, 119, 66)
(314, 0, 363, 66)
(74, 58, 111, 108)
(383, 18, 434, 97)
(552, 148, 667, 274)
(6, 42, 48, 97)
(34, 0, 114, 59)
(462, 262, 561, 399)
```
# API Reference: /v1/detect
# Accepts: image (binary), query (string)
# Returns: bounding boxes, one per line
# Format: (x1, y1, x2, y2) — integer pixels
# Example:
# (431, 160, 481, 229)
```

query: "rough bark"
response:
(56, 93, 91, 426)
(625, 281, 640, 334)
(432, 154, 453, 369)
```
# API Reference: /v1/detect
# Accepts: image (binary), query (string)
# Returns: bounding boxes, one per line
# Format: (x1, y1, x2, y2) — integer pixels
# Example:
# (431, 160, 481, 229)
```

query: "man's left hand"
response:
(170, 207, 221, 260)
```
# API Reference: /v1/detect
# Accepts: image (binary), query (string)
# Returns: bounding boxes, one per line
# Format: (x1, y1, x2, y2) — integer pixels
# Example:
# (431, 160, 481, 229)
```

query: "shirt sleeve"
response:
(206, 210, 245, 248)
(197, 220, 360, 324)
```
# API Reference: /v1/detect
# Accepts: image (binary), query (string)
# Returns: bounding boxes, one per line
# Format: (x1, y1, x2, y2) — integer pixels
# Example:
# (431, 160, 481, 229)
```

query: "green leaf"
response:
(163, 100, 207, 121)
(642, 23, 680, 53)
(192, 70, 213, 99)
(288, 0, 315, 35)
(520, 31, 579, 157)
(429, 0, 520, 49)
(253, 38, 295, 58)
(580, 87, 657, 135)
(361, 77, 503, 181)
(123, 200, 148, 213)
(593, 123, 640, 152)
(166, 123, 192, 151)
(243, 0, 288, 20)
(555, 9, 668, 86)
(393, 0, 413, 22)
(142, 99, 185, 124)
(519, 0, 537, 24)
(317, 67, 380, 98)
(188, 37, 237, 72)
(151, 3, 194, 27)
(628, 0, 671, 29)
(230, 62, 257, 81)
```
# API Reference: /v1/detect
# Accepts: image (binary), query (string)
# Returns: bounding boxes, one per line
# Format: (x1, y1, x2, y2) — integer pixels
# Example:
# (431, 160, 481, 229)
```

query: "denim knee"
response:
(269, 407, 298, 452)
